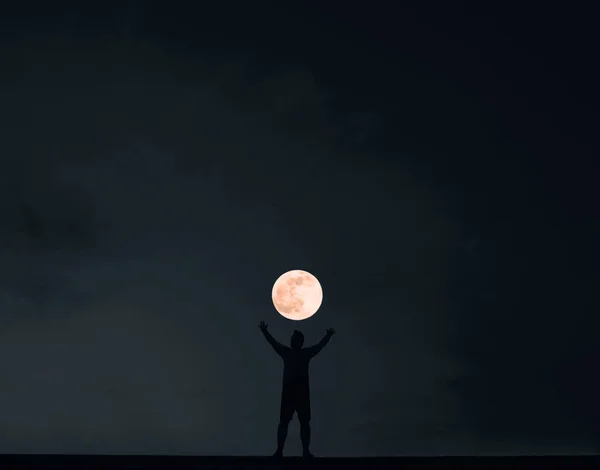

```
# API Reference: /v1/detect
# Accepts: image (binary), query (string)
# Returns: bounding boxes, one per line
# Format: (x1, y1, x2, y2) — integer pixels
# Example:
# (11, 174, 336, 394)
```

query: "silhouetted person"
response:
(259, 320, 335, 458)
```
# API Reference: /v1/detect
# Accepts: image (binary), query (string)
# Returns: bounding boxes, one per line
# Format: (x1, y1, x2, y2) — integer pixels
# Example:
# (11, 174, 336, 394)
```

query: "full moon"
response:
(271, 270, 323, 321)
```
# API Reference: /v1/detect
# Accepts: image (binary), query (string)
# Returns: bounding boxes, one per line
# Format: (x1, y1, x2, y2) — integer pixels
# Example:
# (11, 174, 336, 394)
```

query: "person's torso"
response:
(282, 350, 311, 387)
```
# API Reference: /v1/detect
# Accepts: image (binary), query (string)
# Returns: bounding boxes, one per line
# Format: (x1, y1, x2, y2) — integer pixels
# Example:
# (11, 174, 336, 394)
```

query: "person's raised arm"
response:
(259, 321, 288, 357)
(305, 328, 336, 359)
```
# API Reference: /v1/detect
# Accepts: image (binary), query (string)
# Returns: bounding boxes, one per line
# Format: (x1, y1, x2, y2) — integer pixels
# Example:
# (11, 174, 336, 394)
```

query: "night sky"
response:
(0, 2, 598, 457)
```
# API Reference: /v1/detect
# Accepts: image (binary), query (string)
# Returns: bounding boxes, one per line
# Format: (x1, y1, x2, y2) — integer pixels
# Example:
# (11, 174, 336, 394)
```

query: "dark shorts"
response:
(280, 390, 311, 422)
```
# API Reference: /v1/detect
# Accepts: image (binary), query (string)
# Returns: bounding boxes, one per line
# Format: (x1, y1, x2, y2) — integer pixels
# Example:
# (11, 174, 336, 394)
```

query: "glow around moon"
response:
(271, 270, 323, 321)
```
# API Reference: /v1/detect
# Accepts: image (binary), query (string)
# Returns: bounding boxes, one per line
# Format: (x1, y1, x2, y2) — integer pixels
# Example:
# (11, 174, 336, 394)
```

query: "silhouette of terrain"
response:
(0, 455, 598, 470)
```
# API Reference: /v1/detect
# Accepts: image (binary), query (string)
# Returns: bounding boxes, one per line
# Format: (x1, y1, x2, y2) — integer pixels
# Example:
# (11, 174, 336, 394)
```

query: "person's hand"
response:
(326, 328, 336, 336)
(259, 321, 268, 332)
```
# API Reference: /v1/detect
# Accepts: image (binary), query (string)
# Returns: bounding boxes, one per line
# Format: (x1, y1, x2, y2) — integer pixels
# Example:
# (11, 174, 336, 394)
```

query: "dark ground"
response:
(0, 455, 599, 470)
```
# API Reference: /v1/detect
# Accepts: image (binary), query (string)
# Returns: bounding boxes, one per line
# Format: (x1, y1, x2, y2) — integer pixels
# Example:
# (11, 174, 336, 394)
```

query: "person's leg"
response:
(299, 418, 312, 457)
(275, 418, 291, 456)
(275, 401, 294, 456)
(298, 401, 312, 457)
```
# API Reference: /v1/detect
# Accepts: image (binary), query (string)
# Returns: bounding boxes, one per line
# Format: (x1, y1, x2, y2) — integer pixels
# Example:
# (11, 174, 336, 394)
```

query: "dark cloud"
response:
(0, 17, 596, 456)
(0, 36, 471, 455)
(444, 158, 600, 450)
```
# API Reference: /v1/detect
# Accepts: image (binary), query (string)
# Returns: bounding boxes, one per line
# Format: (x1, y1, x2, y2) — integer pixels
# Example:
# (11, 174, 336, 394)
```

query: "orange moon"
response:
(271, 270, 323, 321)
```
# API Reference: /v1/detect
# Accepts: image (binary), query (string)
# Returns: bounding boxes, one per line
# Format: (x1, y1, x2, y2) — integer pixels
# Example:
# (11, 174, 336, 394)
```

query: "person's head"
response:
(290, 330, 305, 349)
